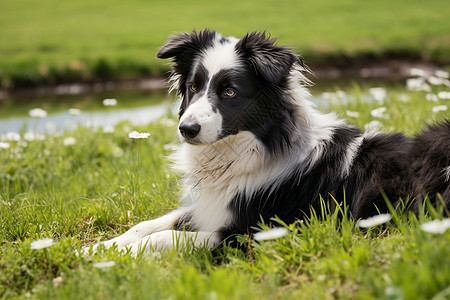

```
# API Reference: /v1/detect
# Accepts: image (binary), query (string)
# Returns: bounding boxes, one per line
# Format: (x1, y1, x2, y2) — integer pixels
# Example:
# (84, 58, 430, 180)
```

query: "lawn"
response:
(1, 0, 449, 88)
(0, 77, 449, 299)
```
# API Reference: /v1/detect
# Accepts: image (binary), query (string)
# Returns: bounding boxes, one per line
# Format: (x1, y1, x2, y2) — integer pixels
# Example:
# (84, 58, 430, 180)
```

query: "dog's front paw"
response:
(80, 236, 131, 256)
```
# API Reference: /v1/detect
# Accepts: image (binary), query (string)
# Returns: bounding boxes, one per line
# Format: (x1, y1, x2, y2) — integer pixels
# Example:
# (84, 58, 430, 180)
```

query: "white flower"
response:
(406, 78, 430, 91)
(93, 261, 116, 268)
(364, 120, 383, 131)
(357, 214, 392, 228)
(398, 94, 410, 103)
(409, 68, 426, 77)
(0, 142, 10, 149)
(253, 227, 288, 241)
(435, 70, 449, 79)
(370, 107, 387, 118)
(428, 76, 447, 86)
(336, 90, 347, 99)
(438, 91, 450, 100)
(102, 125, 115, 133)
(30, 238, 55, 250)
(432, 105, 448, 113)
(345, 110, 360, 118)
(63, 137, 77, 146)
(420, 219, 450, 234)
(29, 108, 47, 118)
(369, 87, 386, 103)
(102, 98, 118, 106)
(4, 132, 21, 141)
(52, 276, 64, 288)
(128, 131, 150, 139)
(426, 94, 438, 102)
(68, 108, 81, 115)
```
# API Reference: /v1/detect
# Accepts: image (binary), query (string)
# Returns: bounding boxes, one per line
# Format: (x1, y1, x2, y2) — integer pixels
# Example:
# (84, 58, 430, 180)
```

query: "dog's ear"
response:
(157, 30, 217, 96)
(236, 32, 303, 84)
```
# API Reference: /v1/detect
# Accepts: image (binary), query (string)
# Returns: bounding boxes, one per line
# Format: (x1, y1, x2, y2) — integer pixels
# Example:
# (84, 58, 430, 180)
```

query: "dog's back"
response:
(411, 120, 450, 208)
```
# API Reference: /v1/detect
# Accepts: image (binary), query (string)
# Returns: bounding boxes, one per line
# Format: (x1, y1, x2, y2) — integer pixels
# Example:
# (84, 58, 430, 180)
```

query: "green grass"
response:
(1, 0, 450, 88)
(0, 83, 449, 299)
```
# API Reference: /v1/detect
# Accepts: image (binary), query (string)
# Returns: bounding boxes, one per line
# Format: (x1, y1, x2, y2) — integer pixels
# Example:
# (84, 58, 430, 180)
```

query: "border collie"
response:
(86, 30, 450, 256)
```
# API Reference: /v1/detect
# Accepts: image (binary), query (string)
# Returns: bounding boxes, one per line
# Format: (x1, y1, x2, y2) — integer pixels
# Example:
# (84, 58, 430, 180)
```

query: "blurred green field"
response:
(1, 0, 449, 88)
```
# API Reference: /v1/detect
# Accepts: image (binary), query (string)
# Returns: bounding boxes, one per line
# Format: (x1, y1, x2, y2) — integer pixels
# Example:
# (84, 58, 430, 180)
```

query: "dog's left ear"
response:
(236, 32, 303, 84)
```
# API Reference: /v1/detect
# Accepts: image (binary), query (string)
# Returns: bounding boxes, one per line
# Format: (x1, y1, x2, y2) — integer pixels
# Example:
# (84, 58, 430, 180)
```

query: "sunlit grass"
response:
(0, 82, 449, 298)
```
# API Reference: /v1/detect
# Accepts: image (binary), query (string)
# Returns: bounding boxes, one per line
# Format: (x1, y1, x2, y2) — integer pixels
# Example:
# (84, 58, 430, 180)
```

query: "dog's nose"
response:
(179, 122, 201, 139)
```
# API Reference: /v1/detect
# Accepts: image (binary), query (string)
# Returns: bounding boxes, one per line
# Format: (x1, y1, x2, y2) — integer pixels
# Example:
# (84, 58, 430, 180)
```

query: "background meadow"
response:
(1, 0, 450, 299)
(0, 0, 449, 88)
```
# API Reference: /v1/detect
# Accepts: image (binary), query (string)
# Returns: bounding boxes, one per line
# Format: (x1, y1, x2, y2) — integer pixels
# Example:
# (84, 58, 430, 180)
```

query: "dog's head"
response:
(157, 30, 307, 152)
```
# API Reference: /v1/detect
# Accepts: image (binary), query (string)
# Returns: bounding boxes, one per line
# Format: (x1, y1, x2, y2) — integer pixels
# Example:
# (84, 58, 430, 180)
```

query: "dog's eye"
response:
(223, 88, 237, 98)
(189, 84, 198, 93)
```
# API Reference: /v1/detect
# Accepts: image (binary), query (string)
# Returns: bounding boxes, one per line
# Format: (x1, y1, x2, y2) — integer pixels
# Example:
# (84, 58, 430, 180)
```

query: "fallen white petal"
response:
(93, 261, 116, 268)
(357, 214, 392, 228)
(254, 227, 288, 241)
(420, 219, 450, 234)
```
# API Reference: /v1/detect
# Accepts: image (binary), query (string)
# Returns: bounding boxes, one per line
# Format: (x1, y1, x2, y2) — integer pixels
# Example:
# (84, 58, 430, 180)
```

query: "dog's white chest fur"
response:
(171, 131, 265, 231)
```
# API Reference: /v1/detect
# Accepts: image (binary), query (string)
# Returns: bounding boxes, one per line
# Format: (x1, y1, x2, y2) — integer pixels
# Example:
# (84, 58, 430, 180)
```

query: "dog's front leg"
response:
(83, 208, 188, 254)
(128, 230, 221, 257)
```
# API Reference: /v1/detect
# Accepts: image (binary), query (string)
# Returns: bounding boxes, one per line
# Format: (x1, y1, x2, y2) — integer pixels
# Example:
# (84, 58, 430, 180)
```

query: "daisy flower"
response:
(30, 238, 55, 250)
(432, 105, 448, 113)
(63, 137, 77, 146)
(103, 98, 118, 106)
(29, 108, 47, 118)
(345, 110, 360, 118)
(438, 91, 450, 100)
(370, 107, 387, 118)
(68, 108, 81, 115)
(369, 87, 386, 103)
(129, 131, 151, 139)
(435, 70, 449, 79)
(0, 142, 10, 149)
(4, 132, 21, 141)
(409, 68, 426, 77)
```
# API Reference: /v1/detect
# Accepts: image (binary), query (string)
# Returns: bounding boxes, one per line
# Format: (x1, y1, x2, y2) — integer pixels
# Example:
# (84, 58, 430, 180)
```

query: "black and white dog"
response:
(87, 30, 450, 256)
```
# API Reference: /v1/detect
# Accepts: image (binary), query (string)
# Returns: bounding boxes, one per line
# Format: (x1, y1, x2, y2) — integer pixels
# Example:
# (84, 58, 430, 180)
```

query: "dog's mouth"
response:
(182, 137, 203, 145)
(179, 128, 239, 146)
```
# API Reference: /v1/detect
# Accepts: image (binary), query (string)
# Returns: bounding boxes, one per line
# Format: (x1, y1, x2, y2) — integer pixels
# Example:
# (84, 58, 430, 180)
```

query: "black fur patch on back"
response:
(410, 120, 450, 205)
(344, 133, 414, 218)
(224, 125, 363, 237)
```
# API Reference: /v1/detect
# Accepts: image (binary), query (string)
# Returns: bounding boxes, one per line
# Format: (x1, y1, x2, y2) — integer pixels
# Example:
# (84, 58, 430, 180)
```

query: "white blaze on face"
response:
(179, 36, 240, 145)
(179, 95, 223, 144)
(202, 36, 240, 76)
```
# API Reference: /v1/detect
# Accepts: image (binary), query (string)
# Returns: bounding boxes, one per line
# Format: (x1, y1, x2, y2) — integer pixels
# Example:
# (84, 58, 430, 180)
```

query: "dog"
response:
(86, 30, 450, 256)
